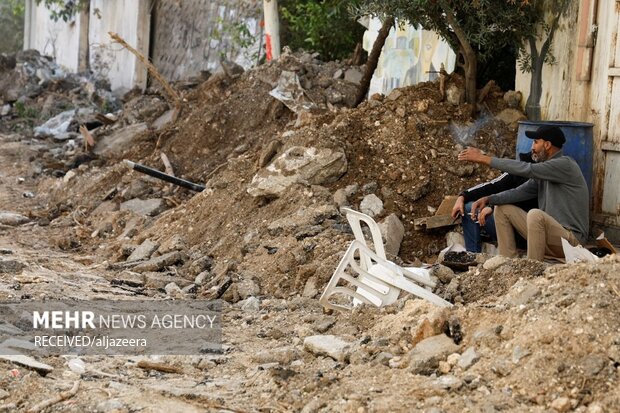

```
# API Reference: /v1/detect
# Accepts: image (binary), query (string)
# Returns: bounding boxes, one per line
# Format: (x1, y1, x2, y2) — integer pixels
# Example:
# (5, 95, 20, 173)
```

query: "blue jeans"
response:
(463, 202, 497, 253)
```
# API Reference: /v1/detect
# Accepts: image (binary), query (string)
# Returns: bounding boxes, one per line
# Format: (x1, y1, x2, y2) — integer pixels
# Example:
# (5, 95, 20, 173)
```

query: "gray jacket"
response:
(488, 151, 589, 243)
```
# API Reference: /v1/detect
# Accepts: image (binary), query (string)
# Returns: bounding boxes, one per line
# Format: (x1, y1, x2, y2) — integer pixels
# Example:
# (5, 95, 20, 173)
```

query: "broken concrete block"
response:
(495, 108, 526, 128)
(93, 123, 148, 156)
(0, 354, 53, 375)
(304, 335, 352, 362)
(188, 256, 214, 277)
(458, 347, 480, 370)
(359, 194, 383, 218)
(165, 282, 184, 298)
(109, 270, 145, 287)
(446, 85, 464, 106)
(409, 334, 460, 375)
(0, 212, 30, 226)
(120, 198, 167, 217)
(247, 146, 347, 198)
(127, 239, 160, 262)
(132, 251, 184, 272)
(379, 213, 405, 256)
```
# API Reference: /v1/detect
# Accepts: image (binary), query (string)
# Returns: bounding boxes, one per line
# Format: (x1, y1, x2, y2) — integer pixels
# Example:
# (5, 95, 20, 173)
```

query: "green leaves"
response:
(34, 0, 88, 22)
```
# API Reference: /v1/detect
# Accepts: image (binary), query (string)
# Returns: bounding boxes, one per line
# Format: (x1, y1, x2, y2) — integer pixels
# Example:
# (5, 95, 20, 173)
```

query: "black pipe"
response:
(124, 160, 205, 192)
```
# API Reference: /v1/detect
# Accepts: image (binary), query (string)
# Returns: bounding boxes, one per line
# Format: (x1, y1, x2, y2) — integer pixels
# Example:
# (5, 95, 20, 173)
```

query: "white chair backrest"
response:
(340, 207, 386, 268)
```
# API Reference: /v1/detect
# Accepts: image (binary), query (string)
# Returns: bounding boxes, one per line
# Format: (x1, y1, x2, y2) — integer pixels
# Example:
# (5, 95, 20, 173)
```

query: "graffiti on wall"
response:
(362, 18, 456, 97)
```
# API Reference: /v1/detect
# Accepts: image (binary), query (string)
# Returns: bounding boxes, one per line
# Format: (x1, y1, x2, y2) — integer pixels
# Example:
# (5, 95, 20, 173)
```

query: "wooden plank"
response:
(435, 195, 459, 216)
(414, 215, 460, 231)
(602, 151, 620, 214)
(609, 67, 620, 77)
(601, 141, 620, 152)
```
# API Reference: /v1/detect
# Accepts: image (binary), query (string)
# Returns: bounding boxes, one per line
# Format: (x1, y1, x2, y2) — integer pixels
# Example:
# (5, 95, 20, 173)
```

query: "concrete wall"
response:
(151, 0, 262, 81)
(88, 0, 151, 93)
(23, 0, 88, 72)
(515, 0, 620, 234)
(362, 18, 456, 97)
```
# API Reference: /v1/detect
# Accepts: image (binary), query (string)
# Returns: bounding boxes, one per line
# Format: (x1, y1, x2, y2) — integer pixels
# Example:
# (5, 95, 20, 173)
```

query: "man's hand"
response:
(451, 195, 465, 219)
(471, 196, 490, 219)
(458, 147, 492, 165)
(477, 206, 493, 226)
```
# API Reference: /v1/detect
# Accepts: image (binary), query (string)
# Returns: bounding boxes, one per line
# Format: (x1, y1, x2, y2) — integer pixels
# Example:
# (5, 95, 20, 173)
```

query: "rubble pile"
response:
(0, 50, 617, 412)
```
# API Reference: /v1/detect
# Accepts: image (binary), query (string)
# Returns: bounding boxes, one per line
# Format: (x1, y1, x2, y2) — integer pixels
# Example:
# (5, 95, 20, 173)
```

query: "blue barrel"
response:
(516, 121, 594, 195)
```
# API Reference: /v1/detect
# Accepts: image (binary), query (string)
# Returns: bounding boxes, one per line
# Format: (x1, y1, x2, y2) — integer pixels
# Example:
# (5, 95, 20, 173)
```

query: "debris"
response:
(120, 198, 167, 217)
(27, 380, 80, 413)
(136, 360, 182, 374)
(0, 212, 30, 226)
(303, 335, 352, 362)
(414, 196, 460, 230)
(269, 70, 317, 113)
(124, 160, 205, 192)
(0, 355, 53, 375)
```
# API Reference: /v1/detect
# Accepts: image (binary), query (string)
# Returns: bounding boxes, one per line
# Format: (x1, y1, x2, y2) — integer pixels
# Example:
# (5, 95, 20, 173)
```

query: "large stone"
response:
(359, 194, 383, 218)
(0, 212, 30, 226)
(458, 347, 480, 370)
(344, 68, 363, 85)
(379, 213, 405, 256)
(0, 259, 25, 274)
(247, 146, 347, 198)
(409, 334, 460, 375)
(120, 198, 167, 217)
(304, 335, 352, 362)
(410, 307, 450, 347)
(132, 251, 184, 272)
(251, 347, 301, 365)
(94, 123, 148, 156)
(127, 239, 160, 262)
(482, 255, 509, 271)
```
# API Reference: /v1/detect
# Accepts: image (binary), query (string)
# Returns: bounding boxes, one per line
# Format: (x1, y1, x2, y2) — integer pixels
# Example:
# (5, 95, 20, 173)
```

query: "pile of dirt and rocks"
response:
(1, 50, 617, 413)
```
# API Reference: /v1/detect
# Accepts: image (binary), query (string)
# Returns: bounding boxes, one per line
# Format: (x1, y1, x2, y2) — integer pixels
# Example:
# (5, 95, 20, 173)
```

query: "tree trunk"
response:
(526, 59, 544, 120)
(354, 16, 394, 107)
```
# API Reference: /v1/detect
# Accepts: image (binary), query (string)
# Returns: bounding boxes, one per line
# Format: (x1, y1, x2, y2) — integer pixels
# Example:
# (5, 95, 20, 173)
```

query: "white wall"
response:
(23, 0, 85, 72)
(88, 0, 150, 92)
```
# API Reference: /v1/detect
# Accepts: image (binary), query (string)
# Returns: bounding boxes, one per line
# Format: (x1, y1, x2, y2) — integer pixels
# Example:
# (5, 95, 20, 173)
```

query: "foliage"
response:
(280, 0, 365, 61)
(0, 0, 24, 53)
(13, 101, 39, 124)
(34, 0, 88, 22)
(212, 17, 260, 63)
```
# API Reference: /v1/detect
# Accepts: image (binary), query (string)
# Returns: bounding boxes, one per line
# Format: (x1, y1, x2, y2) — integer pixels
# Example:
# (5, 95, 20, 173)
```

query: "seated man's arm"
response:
(488, 179, 538, 206)
(490, 157, 573, 183)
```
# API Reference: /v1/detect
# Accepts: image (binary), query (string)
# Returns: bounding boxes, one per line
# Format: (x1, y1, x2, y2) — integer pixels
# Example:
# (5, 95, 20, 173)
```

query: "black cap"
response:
(524, 125, 566, 148)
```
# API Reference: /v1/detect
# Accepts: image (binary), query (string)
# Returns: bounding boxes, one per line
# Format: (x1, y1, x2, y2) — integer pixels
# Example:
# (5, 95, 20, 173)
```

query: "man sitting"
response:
(451, 152, 538, 252)
(457, 125, 589, 261)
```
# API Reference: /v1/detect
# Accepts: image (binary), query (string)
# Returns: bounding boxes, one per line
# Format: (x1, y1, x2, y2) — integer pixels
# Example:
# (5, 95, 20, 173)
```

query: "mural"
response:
(362, 18, 456, 97)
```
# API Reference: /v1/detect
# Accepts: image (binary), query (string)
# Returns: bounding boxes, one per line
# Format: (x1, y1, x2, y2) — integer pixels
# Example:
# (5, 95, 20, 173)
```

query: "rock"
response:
(586, 403, 604, 413)
(314, 316, 336, 333)
(188, 256, 214, 277)
(237, 278, 260, 299)
(446, 85, 464, 105)
(344, 184, 359, 197)
(1, 104, 10, 117)
(120, 198, 167, 217)
(387, 89, 403, 101)
(304, 335, 352, 362)
(127, 239, 159, 262)
(482, 255, 509, 270)
(409, 334, 460, 375)
(432, 375, 462, 390)
(0, 259, 25, 274)
(144, 273, 193, 290)
(430, 264, 454, 284)
(458, 347, 480, 370)
(158, 234, 186, 254)
(333, 69, 343, 79)
(344, 68, 363, 85)
(252, 347, 301, 365)
(121, 179, 150, 201)
(378, 213, 405, 256)
(550, 397, 572, 413)
(503, 90, 523, 108)
(165, 282, 184, 298)
(0, 212, 30, 226)
(0, 354, 53, 375)
(491, 359, 512, 377)
(95, 399, 125, 412)
(132, 251, 184, 272)
(410, 307, 450, 347)
(333, 188, 348, 207)
(579, 354, 607, 377)
(195, 271, 212, 286)
(302, 276, 319, 298)
(495, 108, 526, 128)
(67, 358, 86, 374)
(301, 398, 326, 413)
(152, 109, 175, 131)
(248, 146, 347, 198)
(238, 296, 260, 311)
(362, 181, 378, 194)
(109, 270, 145, 287)
(94, 123, 148, 156)
(359, 194, 383, 218)
(0, 388, 9, 400)
(34, 108, 92, 140)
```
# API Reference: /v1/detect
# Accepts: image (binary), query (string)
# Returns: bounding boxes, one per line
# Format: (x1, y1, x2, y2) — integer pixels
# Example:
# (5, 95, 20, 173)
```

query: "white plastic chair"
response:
(340, 207, 435, 289)
(319, 240, 452, 312)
